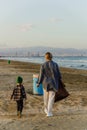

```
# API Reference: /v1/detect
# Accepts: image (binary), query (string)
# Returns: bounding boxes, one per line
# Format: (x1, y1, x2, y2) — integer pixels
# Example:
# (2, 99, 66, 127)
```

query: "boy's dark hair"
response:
(45, 52, 53, 60)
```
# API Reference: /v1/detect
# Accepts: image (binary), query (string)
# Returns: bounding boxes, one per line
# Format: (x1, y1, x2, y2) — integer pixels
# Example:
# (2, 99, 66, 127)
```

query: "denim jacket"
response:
(38, 60, 61, 92)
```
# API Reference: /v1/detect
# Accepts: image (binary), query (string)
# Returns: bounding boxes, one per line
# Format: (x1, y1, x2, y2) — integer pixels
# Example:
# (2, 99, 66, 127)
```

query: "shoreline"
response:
(1, 58, 87, 71)
(1, 56, 87, 70)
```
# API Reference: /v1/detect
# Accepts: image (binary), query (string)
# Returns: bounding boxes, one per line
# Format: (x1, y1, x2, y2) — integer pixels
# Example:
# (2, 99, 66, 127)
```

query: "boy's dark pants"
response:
(16, 100, 23, 113)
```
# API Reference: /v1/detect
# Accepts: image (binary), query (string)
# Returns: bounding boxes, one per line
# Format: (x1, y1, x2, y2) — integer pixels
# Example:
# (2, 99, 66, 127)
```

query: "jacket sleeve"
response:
(11, 88, 15, 100)
(37, 65, 44, 85)
(21, 86, 27, 99)
(56, 64, 62, 79)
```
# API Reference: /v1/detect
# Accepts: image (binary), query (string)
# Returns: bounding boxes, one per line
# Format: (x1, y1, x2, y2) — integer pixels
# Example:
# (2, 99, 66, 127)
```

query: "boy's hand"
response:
(24, 99, 27, 106)
(10, 98, 12, 100)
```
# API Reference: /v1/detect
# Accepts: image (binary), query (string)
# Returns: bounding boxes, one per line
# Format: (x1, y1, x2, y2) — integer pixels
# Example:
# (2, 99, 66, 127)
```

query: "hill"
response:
(0, 46, 87, 57)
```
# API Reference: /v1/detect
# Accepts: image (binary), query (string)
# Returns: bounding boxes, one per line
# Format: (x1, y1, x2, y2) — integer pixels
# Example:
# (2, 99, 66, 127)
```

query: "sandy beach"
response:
(0, 59, 87, 130)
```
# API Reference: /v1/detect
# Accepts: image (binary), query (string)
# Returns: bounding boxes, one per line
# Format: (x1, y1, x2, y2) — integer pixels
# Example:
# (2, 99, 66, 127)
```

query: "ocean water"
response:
(1, 56, 87, 70)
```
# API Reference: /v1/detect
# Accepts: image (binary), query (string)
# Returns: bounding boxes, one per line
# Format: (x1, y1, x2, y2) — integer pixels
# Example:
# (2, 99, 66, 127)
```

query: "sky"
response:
(0, 0, 87, 49)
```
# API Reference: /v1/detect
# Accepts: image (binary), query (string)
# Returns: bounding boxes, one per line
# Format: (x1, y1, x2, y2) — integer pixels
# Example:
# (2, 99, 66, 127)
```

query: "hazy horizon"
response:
(0, 0, 87, 49)
(0, 46, 87, 50)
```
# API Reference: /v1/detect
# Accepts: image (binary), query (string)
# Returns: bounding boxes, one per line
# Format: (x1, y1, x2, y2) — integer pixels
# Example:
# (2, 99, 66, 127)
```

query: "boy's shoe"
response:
(18, 112, 22, 118)
(47, 113, 53, 117)
(17, 111, 19, 116)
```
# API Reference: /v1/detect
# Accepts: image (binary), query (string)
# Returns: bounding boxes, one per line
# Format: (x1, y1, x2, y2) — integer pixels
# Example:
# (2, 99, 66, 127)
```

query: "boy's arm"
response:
(22, 86, 27, 99)
(10, 89, 15, 100)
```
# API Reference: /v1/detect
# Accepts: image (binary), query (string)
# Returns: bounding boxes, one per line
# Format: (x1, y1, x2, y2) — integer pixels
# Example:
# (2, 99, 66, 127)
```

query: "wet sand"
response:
(0, 59, 87, 130)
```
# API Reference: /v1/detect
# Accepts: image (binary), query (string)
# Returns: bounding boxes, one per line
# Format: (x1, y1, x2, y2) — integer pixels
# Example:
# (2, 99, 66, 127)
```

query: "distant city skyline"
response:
(0, 0, 87, 49)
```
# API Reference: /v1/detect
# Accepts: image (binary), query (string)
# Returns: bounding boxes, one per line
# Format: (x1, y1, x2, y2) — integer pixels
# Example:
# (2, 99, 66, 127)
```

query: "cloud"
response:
(50, 17, 64, 23)
(17, 23, 33, 32)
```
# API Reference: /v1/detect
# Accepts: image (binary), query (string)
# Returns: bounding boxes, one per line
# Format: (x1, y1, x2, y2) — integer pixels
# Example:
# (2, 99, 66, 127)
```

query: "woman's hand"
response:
(36, 83, 40, 87)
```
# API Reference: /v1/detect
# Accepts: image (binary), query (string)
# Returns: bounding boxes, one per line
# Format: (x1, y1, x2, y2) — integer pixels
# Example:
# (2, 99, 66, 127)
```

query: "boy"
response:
(11, 76, 27, 118)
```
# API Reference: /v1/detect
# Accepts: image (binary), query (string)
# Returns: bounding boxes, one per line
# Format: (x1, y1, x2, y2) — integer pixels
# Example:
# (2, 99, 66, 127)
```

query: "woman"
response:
(37, 52, 62, 117)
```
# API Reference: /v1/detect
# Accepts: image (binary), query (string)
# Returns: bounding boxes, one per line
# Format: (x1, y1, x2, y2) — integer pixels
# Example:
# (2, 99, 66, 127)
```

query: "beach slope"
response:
(0, 60, 87, 130)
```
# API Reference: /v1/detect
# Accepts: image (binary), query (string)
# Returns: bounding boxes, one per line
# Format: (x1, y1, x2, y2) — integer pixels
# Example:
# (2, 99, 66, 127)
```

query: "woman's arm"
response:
(37, 65, 44, 86)
(56, 64, 62, 80)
